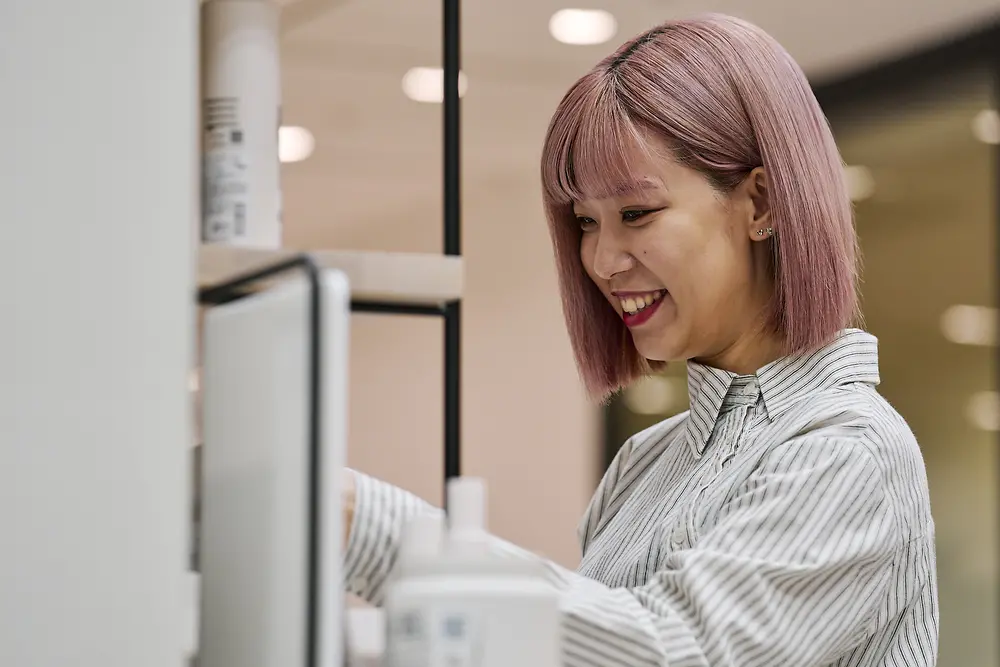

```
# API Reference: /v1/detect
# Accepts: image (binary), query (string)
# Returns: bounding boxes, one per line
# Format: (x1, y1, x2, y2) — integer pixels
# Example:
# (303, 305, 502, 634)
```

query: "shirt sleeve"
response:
(344, 436, 902, 667)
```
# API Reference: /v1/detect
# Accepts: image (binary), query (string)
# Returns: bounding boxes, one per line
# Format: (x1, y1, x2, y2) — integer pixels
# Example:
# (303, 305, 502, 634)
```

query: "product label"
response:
(435, 611, 478, 666)
(386, 607, 480, 667)
(202, 97, 249, 242)
(386, 608, 431, 667)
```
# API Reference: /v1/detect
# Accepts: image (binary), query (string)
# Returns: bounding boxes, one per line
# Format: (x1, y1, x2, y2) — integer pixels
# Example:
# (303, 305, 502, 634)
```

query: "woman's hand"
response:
(343, 468, 356, 549)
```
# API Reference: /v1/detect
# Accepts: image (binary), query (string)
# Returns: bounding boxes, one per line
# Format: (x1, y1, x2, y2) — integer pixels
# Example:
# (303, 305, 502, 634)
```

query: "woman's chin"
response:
(632, 332, 685, 364)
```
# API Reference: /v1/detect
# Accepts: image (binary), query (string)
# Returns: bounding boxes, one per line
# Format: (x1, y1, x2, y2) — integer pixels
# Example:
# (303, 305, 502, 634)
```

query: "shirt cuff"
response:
(342, 469, 441, 605)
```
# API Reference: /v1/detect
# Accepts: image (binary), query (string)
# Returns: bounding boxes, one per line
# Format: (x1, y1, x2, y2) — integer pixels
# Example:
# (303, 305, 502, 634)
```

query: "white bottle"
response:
(383, 514, 447, 666)
(383, 478, 561, 667)
(200, 0, 282, 248)
(346, 607, 387, 667)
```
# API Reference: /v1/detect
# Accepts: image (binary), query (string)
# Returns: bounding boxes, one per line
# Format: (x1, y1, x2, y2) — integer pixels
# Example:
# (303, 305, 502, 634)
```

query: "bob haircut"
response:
(540, 14, 858, 402)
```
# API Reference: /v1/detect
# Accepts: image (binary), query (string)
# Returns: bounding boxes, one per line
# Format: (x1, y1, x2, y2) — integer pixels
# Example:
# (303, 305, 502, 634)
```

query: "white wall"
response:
(0, 2, 197, 666)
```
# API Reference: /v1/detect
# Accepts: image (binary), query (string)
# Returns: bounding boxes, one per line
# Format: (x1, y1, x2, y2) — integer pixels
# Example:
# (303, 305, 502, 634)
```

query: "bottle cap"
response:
(447, 476, 487, 534)
(345, 608, 385, 662)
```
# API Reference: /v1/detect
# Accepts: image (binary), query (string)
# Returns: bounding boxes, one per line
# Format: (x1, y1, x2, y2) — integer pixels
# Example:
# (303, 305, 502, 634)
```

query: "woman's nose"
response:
(592, 228, 635, 281)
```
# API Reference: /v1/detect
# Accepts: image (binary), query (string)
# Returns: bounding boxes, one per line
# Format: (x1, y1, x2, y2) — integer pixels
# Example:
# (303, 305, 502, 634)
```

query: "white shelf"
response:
(198, 245, 464, 306)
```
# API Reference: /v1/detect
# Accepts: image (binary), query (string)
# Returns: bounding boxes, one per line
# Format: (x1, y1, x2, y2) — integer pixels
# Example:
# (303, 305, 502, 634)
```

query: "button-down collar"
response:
(684, 329, 881, 457)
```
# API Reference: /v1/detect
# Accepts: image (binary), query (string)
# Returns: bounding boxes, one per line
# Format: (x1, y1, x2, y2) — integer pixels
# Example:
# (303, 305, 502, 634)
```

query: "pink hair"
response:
(540, 14, 857, 402)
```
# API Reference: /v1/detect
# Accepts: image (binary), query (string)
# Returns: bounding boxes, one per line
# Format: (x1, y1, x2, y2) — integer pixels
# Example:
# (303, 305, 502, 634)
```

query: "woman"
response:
(343, 14, 938, 666)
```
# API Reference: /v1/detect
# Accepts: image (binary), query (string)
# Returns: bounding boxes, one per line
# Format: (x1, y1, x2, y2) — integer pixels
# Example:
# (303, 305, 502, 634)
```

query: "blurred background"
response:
(268, 2, 998, 664)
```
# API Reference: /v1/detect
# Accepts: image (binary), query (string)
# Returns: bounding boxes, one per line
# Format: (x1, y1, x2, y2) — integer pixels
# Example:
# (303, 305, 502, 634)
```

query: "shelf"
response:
(198, 245, 464, 306)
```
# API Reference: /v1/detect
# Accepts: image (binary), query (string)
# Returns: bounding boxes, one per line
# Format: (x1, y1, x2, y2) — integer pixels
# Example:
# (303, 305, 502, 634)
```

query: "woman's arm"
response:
(344, 437, 908, 667)
(342, 428, 644, 601)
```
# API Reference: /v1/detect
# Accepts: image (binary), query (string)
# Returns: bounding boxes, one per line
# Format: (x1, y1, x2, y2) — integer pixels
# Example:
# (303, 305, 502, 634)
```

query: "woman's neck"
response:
(694, 319, 786, 376)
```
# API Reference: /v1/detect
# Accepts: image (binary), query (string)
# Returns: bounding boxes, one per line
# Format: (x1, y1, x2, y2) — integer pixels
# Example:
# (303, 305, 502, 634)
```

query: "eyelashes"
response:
(576, 208, 664, 231)
(621, 209, 650, 222)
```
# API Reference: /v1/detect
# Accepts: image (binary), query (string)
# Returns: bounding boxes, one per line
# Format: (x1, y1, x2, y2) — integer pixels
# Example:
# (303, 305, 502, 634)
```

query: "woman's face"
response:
(575, 148, 775, 368)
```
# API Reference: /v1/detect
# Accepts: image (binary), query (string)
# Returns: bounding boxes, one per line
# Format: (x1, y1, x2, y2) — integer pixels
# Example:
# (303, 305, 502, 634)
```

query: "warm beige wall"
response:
(277, 55, 603, 568)
(341, 195, 599, 568)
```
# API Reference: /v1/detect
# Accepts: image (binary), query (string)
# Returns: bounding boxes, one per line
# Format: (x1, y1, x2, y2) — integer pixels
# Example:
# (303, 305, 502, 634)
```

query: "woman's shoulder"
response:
(781, 382, 920, 461)
(777, 383, 933, 539)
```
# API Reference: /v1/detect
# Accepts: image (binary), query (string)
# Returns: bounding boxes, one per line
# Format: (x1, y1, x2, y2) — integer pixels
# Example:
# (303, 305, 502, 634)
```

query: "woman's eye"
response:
(621, 209, 650, 223)
(577, 216, 598, 231)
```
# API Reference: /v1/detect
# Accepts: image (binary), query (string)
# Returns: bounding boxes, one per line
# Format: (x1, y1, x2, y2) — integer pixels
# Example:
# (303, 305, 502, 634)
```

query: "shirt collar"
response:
(684, 329, 881, 457)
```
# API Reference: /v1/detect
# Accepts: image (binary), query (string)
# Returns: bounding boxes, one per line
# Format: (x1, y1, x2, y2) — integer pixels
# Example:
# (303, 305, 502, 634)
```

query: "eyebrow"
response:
(573, 179, 664, 210)
(607, 179, 664, 196)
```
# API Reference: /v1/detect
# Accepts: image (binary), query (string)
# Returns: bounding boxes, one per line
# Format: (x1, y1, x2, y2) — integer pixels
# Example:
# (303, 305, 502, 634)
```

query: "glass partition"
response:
(827, 66, 997, 667)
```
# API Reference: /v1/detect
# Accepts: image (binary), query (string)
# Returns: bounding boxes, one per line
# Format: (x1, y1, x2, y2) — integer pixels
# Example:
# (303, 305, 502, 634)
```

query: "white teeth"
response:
(619, 291, 664, 314)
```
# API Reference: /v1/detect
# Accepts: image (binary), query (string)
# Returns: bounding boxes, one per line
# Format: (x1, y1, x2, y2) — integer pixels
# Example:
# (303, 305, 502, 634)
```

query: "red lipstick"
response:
(615, 290, 667, 328)
(622, 298, 662, 328)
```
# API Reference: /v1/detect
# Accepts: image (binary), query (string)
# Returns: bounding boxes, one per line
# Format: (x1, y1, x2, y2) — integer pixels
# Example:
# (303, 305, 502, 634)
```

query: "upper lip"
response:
(611, 289, 666, 297)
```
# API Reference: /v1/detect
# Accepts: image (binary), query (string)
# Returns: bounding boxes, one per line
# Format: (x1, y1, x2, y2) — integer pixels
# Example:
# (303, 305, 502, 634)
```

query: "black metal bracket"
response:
(351, 298, 462, 484)
(197, 254, 464, 665)
(194, 0, 463, 659)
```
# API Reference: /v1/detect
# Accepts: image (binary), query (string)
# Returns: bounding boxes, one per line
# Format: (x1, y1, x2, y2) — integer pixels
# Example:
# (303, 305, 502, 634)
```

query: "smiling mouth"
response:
(617, 290, 667, 315)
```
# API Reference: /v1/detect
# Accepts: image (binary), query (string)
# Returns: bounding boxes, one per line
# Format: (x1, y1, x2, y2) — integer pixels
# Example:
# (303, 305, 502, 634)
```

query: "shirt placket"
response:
(673, 379, 760, 549)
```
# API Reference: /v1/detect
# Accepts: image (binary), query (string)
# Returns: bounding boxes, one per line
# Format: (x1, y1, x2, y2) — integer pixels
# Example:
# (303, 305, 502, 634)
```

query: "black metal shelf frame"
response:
(348, 0, 465, 493)
(197, 260, 460, 667)
(349, 0, 464, 492)
(350, 0, 464, 493)
(198, 255, 325, 667)
(199, 0, 464, 503)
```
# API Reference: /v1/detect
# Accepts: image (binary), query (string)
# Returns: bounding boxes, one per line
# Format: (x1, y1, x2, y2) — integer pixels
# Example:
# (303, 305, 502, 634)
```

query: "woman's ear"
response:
(742, 167, 772, 241)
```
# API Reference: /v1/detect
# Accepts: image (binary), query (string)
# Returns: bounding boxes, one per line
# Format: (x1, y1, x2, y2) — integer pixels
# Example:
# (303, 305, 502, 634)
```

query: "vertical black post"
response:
(993, 40, 1000, 579)
(443, 0, 462, 488)
(443, 0, 461, 258)
(444, 300, 461, 484)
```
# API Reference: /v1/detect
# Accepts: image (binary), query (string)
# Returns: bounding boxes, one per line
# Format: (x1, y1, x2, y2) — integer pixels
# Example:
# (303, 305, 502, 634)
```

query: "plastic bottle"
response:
(345, 607, 387, 667)
(200, 0, 282, 248)
(383, 478, 561, 667)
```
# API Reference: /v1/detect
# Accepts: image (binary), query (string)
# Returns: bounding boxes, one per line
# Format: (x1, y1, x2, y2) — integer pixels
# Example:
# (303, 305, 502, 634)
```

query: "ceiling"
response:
(273, 0, 1000, 256)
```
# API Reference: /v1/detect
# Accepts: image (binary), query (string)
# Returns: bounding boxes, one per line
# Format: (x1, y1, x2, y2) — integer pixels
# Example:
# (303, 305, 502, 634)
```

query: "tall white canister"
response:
(200, 0, 282, 248)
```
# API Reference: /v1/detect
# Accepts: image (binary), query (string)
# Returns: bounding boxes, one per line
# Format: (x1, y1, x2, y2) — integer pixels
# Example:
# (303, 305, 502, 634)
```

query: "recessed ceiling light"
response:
(278, 126, 315, 163)
(966, 391, 1000, 432)
(844, 165, 875, 202)
(972, 109, 999, 145)
(940, 304, 997, 346)
(549, 9, 617, 46)
(402, 67, 468, 104)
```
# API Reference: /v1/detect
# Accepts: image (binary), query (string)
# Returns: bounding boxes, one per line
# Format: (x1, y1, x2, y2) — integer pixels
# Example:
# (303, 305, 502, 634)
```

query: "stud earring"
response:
(756, 227, 774, 238)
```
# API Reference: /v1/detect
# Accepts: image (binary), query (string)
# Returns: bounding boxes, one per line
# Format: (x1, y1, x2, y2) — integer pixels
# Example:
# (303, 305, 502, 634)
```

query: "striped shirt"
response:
(344, 329, 939, 666)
